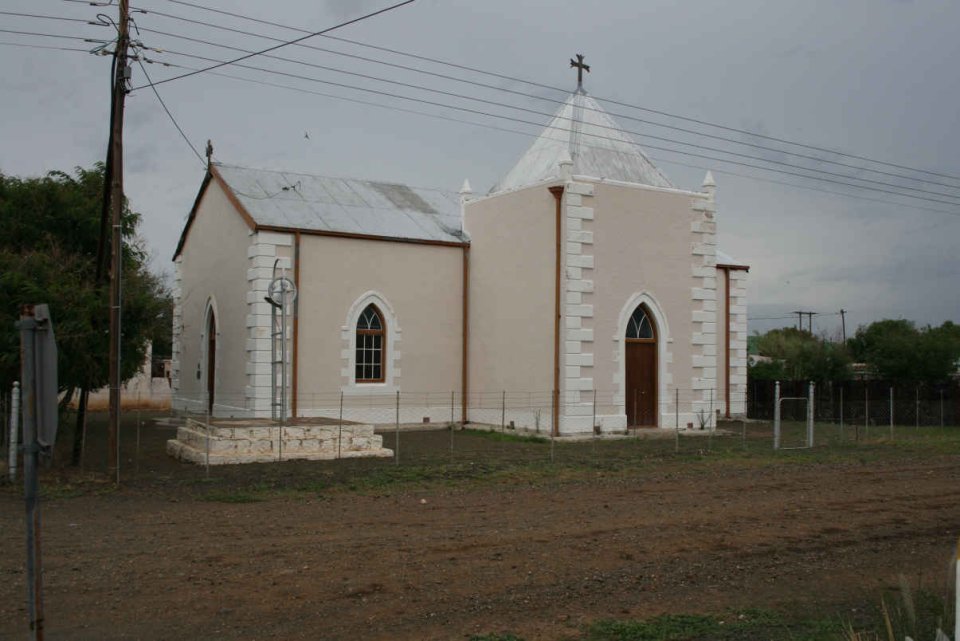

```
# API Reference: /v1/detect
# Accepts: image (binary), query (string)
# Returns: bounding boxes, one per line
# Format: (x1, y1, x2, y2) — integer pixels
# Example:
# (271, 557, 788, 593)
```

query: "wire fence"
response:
(2, 381, 959, 485)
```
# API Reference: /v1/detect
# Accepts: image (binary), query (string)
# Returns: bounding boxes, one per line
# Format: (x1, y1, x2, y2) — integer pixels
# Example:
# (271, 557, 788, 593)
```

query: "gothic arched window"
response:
(625, 306, 655, 340)
(355, 304, 385, 383)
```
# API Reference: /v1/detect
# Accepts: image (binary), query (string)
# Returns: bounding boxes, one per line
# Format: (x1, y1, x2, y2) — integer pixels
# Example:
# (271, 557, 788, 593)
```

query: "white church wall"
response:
(559, 178, 597, 434)
(588, 181, 707, 431)
(689, 187, 719, 429)
(464, 185, 557, 422)
(172, 177, 255, 416)
(728, 268, 749, 417)
(294, 234, 464, 414)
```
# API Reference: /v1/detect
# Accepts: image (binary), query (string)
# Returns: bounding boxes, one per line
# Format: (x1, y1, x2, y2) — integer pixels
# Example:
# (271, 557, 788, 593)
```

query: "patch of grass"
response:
(463, 428, 549, 444)
(584, 610, 841, 641)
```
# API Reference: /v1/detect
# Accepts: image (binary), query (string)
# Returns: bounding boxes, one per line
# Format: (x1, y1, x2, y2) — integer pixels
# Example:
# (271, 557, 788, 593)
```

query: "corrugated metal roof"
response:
(214, 164, 467, 244)
(490, 91, 674, 193)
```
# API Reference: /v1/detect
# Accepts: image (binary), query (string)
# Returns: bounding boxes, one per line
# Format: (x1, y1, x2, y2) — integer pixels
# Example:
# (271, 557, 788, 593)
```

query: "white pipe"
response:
(8, 381, 18, 481)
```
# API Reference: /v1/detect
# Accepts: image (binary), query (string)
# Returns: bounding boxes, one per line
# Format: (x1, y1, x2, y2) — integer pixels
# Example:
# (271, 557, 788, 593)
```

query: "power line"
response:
(0, 10, 102, 24)
(129, 0, 416, 89)
(0, 27, 109, 42)
(129, 4, 960, 192)
(125, 27, 960, 204)
(132, 51, 205, 166)
(0, 40, 92, 52)
(16, 40, 960, 218)
(135, 46, 960, 208)
(157, 0, 960, 184)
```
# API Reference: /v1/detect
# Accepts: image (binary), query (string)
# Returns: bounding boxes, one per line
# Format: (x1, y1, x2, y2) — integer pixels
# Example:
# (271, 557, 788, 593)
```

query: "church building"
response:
(171, 63, 749, 435)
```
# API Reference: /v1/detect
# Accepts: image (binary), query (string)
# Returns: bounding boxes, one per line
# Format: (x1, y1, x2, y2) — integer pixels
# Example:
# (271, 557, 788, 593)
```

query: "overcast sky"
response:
(2, 0, 958, 337)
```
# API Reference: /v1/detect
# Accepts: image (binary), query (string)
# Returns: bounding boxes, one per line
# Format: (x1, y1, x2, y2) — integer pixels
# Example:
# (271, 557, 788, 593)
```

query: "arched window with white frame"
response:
(355, 304, 385, 383)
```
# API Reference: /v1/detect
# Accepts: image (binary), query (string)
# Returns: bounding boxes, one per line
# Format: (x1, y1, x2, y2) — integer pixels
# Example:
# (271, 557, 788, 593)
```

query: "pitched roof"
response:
(217, 164, 466, 244)
(491, 91, 674, 193)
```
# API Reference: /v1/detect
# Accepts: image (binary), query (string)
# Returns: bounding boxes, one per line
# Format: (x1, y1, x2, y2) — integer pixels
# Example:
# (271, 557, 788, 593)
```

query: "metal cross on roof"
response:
(570, 53, 590, 89)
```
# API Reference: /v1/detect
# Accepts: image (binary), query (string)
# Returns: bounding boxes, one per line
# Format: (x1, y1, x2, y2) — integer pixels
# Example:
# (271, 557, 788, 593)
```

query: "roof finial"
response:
(459, 178, 474, 204)
(205, 139, 214, 170)
(570, 53, 590, 93)
(702, 170, 716, 201)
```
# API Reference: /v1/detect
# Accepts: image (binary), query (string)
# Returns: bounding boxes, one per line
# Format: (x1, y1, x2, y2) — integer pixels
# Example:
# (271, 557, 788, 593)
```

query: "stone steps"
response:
(167, 421, 392, 465)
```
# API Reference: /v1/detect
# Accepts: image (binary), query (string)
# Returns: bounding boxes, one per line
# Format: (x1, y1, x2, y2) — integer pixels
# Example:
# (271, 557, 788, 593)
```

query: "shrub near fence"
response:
(749, 379, 959, 426)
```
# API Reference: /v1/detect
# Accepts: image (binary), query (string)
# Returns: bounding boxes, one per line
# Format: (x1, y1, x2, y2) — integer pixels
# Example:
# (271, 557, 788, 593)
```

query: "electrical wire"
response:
(134, 46, 960, 208)
(157, 0, 960, 183)
(10, 40, 958, 217)
(133, 51, 205, 166)
(0, 40, 92, 52)
(129, 4, 960, 191)
(0, 10, 101, 24)
(127, 53, 959, 218)
(0, 27, 109, 42)
(129, 0, 416, 89)
(130, 24, 960, 202)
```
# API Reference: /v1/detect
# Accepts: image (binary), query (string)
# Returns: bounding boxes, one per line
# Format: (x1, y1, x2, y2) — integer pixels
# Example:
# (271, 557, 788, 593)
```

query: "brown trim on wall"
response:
(717, 263, 749, 272)
(172, 171, 212, 260)
(722, 266, 731, 419)
(292, 230, 301, 418)
(257, 225, 469, 249)
(210, 165, 258, 231)
(549, 185, 564, 436)
(461, 246, 470, 424)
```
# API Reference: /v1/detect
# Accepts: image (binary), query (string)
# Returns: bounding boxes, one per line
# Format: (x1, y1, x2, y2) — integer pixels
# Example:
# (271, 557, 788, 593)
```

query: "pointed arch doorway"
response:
(625, 305, 658, 427)
(206, 309, 216, 414)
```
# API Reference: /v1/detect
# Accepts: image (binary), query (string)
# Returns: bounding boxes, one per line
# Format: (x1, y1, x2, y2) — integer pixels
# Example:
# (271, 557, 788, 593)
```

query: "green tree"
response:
(0, 165, 170, 463)
(750, 327, 851, 382)
(849, 319, 960, 383)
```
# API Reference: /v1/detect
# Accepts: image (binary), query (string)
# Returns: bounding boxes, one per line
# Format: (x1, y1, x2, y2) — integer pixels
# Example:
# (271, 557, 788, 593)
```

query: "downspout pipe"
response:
(722, 265, 731, 419)
(548, 185, 565, 436)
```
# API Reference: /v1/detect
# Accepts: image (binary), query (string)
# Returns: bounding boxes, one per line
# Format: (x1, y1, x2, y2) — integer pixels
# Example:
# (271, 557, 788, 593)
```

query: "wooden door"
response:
(626, 341, 657, 426)
(207, 312, 216, 413)
(625, 305, 658, 427)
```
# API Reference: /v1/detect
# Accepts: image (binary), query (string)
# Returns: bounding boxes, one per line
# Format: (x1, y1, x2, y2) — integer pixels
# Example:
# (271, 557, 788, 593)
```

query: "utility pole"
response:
(107, 0, 130, 481)
(794, 311, 803, 331)
(839, 309, 847, 342)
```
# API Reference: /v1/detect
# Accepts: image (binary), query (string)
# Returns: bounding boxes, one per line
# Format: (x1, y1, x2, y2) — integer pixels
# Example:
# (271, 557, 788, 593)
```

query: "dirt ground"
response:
(1, 416, 959, 640)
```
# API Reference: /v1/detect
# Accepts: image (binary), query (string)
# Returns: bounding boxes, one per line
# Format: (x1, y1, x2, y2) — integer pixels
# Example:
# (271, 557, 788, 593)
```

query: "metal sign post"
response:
(17, 303, 58, 641)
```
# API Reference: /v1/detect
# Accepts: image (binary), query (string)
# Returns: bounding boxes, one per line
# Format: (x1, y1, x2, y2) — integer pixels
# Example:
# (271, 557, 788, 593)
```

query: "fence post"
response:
(450, 391, 454, 454)
(338, 391, 343, 460)
(395, 390, 400, 465)
(136, 390, 142, 478)
(707, 388, 713, 451)
(675, 388, 680, 454)
(501, 390, 505, 432)
(205, 391, 210, 477)
(915, 386, 919, 431)
(590, 389, 597, 461)
(839, 386, 844, 442)
(550, 393, 555, 464)
(7, 381, 19, 482)
(773, 380, 781, 450)
(940, 390, 944, 430)
(889, 387, 894, 440)
(865, 387, 869, 441)
(807, 381, 815, 448)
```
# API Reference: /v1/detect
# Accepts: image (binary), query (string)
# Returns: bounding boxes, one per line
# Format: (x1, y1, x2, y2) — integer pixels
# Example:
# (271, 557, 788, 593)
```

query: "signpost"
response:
(17, 303, 58, 641)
